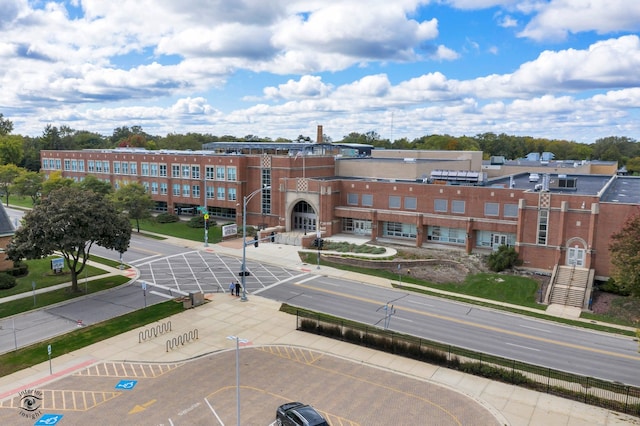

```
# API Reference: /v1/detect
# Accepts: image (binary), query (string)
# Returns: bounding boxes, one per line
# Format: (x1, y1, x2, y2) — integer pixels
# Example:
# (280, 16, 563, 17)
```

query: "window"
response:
(151, 182, 158, 194)
(159, 164, 167, 177)
(182, 184, 190, 197)
(261, 168, 272, 215)
(383, 222, 417, 238)
(434, 199, 447, 212)
(182, 165, 190, 178)
(102, 161, 109, 173)
(504, 203, 518, 218)
(216, 166, 225, 180)
(427, 226, 465, 244)
(150, 163, 158, 176)
(121, 162, 129, 175)
(113, 162, 121, 174)
(347, 193, 358, 205)
(192, 185, 200, 197)
(404, 197, 417, 210)
(206, 166, 215, 180)
(206, 185, 214, 199)
(71, 160, 77, 171)
(191, 165, 200, 180)
(172, 165, 180, 178)
(88, 160, 95, 172)
(130, 162, 137, 175)
(78, 160, 85, 172)
(95, 161, 102, 173)
(227, 167, 236, 181)
(55, 159, 61, 170)
(484, 202, 499, 216)
(362, 194, 373, 207)
(172, 184, 180, 196)
(452, 200, 465, 214)
(142, 181, 149, 191)
(64, 159, 71, 171)
(217, 187, 225, 200)
(388, 195, 401, 209)
(537, 210, 549, 245)
(160, 183, 168, 195)
(141, 163, 149, 176)
(227, 187, 236, 201)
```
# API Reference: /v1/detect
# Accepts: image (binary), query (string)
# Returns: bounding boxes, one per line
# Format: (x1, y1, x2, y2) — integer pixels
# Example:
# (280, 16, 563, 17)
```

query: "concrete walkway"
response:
(0, 235, 638, 425)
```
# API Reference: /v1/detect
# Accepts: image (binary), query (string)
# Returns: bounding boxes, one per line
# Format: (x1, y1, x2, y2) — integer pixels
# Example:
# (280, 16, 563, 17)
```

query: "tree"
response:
(111, 182, 154, 232)
(609, 211, 640, 297)
(0, 113, 13, 136)
(487, 245, 522, 272)
(0, 163, 22, 206)
(0, 134, 24, 165)
(41, 171, 74, 197)
(6, 187, 131, 293)
(77, 175, 113, 197)
(13, 170, 44, 205)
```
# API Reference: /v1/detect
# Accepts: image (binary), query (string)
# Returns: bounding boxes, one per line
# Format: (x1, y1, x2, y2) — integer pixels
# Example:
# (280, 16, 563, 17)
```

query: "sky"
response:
(1, 0, 640, 143)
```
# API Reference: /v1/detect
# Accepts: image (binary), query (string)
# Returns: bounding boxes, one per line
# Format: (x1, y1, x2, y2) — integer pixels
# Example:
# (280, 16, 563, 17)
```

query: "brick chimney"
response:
(316, 125, 323, 143)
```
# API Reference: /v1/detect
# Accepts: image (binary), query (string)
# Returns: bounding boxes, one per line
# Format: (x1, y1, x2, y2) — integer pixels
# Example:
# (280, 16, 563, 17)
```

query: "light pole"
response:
(240, 185, 271, 302)
(226, 335, 248, 426)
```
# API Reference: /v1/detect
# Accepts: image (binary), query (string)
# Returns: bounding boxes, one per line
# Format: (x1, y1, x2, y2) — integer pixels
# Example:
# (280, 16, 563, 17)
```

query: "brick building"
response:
(40, 141, 640, 283)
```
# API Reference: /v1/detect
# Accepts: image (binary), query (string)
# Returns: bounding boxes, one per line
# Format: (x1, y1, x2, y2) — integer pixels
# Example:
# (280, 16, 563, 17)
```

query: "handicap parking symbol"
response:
(115, 380, 138, 390)
(35, 414, 63, 425)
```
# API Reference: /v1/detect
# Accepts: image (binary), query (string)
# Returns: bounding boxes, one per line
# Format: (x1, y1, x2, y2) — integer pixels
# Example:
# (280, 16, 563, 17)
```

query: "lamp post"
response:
(240, 185, 271, 302)
(226, 335, 248, 426)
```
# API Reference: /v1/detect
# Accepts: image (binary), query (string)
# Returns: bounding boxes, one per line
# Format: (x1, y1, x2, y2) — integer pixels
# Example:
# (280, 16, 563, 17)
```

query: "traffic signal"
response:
(312, 238, 318, 247)
(238, 271, 251, 276)
(254, 235, 259, 247)
(318, 239, 324, 249)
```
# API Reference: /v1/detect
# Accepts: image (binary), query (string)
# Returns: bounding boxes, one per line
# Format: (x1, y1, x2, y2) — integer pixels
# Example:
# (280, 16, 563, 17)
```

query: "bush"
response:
(0, 273, 17, 290)
(187, 216, 205, 228)
(487, 245, 522, 272)
(598, 278, 631, 296)
(6, 262, 28, 277)
(155, 213, 180, 223)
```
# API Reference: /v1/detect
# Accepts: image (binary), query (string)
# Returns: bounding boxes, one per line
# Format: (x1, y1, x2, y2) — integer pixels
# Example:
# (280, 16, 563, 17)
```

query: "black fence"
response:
(296, 310, 640, 417)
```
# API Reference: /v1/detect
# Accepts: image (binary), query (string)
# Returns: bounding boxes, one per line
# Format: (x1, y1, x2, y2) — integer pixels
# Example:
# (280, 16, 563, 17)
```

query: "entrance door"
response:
(353, 220, 371, 235)
(492, 234, 508, 250)
(567, 247, 586, 267)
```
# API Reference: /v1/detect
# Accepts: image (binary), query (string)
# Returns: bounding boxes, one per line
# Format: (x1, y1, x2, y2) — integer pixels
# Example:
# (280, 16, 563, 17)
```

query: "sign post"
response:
(47, 345, 52, 375)
(32, 281, 36, 306)
(141, 281, 147, 308)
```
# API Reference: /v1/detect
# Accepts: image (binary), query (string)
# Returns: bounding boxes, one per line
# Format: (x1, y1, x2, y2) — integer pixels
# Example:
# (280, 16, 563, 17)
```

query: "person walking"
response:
(229, 281, 235, 296)
(235, 281, 241, 297)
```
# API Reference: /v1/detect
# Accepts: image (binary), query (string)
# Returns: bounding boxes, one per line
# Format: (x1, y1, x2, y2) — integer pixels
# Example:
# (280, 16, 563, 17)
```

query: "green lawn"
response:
(134, 218, 227, 243)
(4, 195, 35, 209)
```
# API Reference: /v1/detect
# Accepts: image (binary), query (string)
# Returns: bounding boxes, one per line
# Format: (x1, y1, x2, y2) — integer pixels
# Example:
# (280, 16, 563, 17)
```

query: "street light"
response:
(240, 185, 271, 302)
(226, 335, 248, 426)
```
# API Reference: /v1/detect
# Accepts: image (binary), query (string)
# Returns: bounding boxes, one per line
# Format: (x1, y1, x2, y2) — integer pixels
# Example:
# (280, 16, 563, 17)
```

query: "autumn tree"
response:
(609, 211, 640, 297)
(111, 182, 154, 232)
(41, 171, 74, 197)
(7, 187, 131, 293)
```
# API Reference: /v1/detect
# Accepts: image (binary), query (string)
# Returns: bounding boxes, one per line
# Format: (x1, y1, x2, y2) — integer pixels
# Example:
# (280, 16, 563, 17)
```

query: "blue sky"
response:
(1, 0, 640, 143)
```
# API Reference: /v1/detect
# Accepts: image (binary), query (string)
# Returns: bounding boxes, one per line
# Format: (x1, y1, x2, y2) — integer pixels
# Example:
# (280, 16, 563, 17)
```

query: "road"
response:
(1, 207, 638, 386)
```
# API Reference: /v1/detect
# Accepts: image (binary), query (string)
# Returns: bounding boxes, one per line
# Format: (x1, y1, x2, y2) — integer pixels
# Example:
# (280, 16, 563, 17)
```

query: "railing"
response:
(295, 310, 640, 417)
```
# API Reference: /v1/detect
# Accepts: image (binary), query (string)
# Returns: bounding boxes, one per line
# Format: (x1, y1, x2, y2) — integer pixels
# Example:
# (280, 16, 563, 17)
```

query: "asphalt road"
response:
(1, 211, 638, 386)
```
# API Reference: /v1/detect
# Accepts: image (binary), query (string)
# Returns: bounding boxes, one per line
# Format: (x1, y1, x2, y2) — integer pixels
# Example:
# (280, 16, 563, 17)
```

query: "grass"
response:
(0, 300, 184, 377)
(4, 195, 34, 209)
(133, 218, 226, 243)
(0, 275, 130, 319)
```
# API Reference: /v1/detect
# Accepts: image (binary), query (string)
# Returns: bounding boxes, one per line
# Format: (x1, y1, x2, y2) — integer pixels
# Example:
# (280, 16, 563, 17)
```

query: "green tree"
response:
(6, 187, 131, 293)
(625, 157, 640, 175)
(0, 163, 22, 206)
(77, 175, 113, 197)
(13, 170, 44, 205)
(609, 212, 640, 297)
(487, 245, 522, 272)
(0, 134, 24, 165)
(0, 113, 13, 136)
(111, 182, 154, 232)
(41, 170, 74, 197)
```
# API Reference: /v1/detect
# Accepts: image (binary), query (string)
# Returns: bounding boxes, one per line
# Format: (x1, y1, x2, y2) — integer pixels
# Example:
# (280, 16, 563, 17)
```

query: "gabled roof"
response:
(0, 204, 16, 237)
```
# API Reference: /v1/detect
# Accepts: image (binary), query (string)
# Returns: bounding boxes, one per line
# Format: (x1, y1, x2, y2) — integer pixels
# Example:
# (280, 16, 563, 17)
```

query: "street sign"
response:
(204, 213, 209, 220)
(47, 345, 51, 356)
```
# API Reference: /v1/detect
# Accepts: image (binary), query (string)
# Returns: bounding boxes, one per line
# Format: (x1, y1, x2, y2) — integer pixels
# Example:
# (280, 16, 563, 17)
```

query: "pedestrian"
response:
(235, 281, 241, 297)
(229, 281, 234, 296)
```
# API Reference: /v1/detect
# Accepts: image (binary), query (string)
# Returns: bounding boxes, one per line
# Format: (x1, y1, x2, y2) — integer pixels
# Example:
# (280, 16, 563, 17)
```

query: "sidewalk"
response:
(0, 236, 638, 425)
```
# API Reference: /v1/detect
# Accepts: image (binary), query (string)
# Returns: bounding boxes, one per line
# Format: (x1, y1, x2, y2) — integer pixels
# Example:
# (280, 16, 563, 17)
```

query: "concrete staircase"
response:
(546, 265, 594, 310)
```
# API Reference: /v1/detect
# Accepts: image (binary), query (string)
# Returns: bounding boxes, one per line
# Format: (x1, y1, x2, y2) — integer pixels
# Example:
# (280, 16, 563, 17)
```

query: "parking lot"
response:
(0, 346, 501, 425)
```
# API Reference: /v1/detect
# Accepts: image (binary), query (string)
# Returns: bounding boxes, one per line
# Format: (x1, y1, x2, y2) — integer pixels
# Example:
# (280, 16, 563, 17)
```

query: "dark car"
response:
(276, 402, 329, 426)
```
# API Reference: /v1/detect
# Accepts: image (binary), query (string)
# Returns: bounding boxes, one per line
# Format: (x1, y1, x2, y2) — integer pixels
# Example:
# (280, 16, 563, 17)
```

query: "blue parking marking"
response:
(35, 414, 63, 425)
(115, 380, 138, 390)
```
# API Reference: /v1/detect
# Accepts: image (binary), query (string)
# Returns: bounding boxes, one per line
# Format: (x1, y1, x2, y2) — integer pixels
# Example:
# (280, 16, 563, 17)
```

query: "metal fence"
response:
(295, 310, 640, 417)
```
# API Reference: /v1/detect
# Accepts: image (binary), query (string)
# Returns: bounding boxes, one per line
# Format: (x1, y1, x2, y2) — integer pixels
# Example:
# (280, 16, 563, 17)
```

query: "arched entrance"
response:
(291, 200, 317, 233)
(566, 237, 588, 267)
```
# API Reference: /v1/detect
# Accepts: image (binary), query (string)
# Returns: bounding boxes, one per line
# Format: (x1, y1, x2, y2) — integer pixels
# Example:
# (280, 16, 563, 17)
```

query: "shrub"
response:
(7, 262, 28, 277)
(187, 216, 205, 228)
(155, 213, 180, 223)
(598, 278, 631, 296)
(0, 273, 17, 290)
(487, 245, 522, 272)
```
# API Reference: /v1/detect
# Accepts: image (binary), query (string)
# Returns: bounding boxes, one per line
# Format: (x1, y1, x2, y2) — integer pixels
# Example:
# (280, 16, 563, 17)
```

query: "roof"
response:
(0, 203, 15, 236)
(488, 173, 614, 196)
(600, 176, 640, 204)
